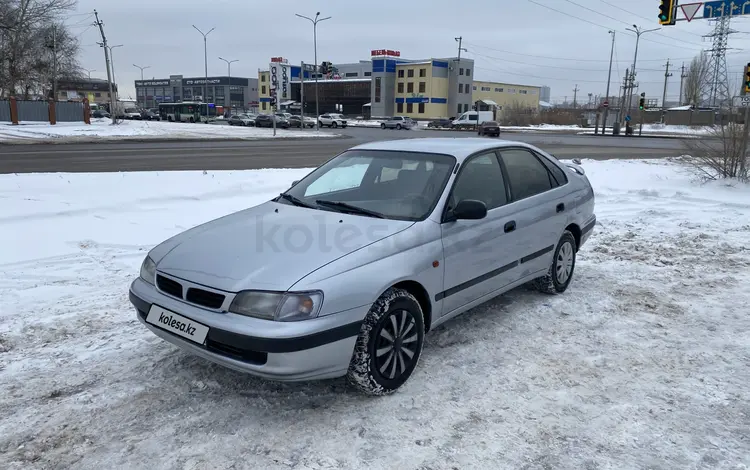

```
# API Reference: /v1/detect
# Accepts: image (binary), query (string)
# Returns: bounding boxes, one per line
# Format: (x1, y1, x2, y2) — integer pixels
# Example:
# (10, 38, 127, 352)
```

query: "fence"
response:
(0, 101, 10, 122)
(17, 100, 50, 122)
(55, 101, 84, 122)
(0, 99, 90, 125)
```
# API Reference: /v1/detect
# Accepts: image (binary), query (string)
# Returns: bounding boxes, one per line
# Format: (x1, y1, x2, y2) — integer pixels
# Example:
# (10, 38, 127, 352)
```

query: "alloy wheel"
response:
(374, 309, 419, 380)
(556, 241, 574, 284)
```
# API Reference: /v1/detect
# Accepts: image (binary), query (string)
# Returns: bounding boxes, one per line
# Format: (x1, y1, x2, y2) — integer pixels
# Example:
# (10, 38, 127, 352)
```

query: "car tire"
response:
(396, 124, 402, 130)
(189, 117, 195, 123)
(332, 121, 338, 128)
(381, 123, 386, 129)
(534, 230, 577, 294)
(347, 287, 425, 396)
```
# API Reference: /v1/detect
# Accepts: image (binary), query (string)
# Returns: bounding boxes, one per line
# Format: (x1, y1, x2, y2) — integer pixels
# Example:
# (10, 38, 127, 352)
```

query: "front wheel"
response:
(534, 230, 577, 294)
(381, 123, 386, 129)
(332, 121, 338, 128)
(347, 287, 425, 396)
(396, 124, 402, 130)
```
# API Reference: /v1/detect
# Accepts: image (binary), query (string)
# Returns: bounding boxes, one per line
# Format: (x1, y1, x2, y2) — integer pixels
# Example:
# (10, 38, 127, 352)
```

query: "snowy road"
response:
(1, 161, 749, 469)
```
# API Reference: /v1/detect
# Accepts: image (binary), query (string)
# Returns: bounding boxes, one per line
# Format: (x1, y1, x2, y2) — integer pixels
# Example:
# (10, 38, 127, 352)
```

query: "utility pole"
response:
(456, 36, 467, 113)
(679, 63, 687, 106)
(300, 61, 306, 121)
(93, 10, 116, 125)
(218, 57, 237, 114)
(192, 25, 215, 104)
(602, 30, 615, 134)
(295, 12, 331, 131)
(618, 68, 629, 127)
(572, 84, 579, 108)
(51, 24, 57, 101)
(661, 59, 673, 123)
(625, 25, 660, 115)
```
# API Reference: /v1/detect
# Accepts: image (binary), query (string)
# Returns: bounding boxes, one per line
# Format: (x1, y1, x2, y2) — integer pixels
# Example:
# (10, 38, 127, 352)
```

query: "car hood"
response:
(152, 201, 413, 292)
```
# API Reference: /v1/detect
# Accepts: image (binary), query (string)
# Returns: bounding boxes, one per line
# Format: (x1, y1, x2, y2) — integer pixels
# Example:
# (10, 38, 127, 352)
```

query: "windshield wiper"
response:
(315, 200, 386, 218)
(277, 192, 316, 209)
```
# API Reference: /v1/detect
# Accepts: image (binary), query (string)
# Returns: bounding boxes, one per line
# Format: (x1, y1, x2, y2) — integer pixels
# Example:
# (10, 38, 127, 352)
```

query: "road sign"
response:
(602, 101, 609, 108)
(680, 2, 703, 21)
(733, 96, 750, 107)
(703, 0, 750, 19)
(625, 115, 631, 122)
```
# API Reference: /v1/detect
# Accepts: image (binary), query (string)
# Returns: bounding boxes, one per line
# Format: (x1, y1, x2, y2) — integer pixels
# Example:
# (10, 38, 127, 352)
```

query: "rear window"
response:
(484, 121, 499, 125)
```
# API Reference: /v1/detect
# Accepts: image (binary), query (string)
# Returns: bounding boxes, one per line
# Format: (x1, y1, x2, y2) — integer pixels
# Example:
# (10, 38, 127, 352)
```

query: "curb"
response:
(0, 134, 350, 146)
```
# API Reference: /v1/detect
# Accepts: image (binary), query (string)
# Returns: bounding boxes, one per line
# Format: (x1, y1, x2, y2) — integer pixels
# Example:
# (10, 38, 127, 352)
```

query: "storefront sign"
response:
(271, 57, 288, 63)
(135, 80, 170, 87)
(270, 62, 291, 102)
(184, 78, 222, 85)
(371, 49, 400, 57)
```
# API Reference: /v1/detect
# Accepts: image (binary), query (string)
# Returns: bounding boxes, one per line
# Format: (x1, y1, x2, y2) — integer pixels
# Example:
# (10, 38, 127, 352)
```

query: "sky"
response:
(64, 0, 750, 104)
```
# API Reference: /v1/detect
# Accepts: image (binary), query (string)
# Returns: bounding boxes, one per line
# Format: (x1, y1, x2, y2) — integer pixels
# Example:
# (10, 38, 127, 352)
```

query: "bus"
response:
(158, 102, 218, 123)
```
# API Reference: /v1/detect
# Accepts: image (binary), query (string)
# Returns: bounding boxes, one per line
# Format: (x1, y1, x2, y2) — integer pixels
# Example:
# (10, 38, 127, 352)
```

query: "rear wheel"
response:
(534, 230, 577, 294)
(381, 123, 386, 129)
(189, 117, 195, 123)
(347, 287, 425, 396)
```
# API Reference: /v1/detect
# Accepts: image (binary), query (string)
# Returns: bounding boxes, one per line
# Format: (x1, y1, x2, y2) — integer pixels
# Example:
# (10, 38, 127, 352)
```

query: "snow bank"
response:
(0, 119, 337, 143)
(1, 161, 749, 469)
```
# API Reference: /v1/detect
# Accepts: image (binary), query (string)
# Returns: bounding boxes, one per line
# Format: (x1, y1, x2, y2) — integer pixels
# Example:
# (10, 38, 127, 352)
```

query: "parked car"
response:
(427, 118, 454, 129)
(478, 121, 501, 137)
(318, 113, 347, 128)
(228, 114, 256, 126)
(129, 138, 596, 396)
(123, 108, 142, 120)
(289, 115, 316, 128)
(255, 114, 290, 128)
(381, 116, 416, 130)
(141, 109, 161, 121)
(92, 110, 110, 118)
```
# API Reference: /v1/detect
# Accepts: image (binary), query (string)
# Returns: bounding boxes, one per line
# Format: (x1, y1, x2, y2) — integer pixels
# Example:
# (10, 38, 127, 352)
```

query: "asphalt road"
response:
(0, 126, 689, 174)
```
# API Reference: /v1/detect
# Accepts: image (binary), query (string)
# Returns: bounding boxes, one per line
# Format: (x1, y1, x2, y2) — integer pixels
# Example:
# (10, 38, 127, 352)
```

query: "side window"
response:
(449, 153, 507, 211)
(536, 153, 568, 186)
(500, 149, 555, 201)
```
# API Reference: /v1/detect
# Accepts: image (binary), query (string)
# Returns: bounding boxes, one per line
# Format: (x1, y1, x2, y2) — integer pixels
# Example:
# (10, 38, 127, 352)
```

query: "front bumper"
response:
(129, 277, 366, 381)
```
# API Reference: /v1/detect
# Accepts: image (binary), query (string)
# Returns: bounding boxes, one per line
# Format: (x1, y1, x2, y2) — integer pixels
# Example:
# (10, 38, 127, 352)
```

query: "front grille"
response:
(186, 288, 225, 309)
(206, 338, 268, 365)
(156, 274, 183, 298)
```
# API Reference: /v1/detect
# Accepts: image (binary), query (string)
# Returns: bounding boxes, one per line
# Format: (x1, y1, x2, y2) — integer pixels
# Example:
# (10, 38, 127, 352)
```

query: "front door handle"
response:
(556, 203, 565, 213)
(504, 221, 516, 233)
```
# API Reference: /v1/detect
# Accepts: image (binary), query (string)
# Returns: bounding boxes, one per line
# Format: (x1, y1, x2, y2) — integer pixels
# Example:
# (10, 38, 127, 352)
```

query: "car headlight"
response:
(139, 256, 156, 285)
(229, 290, 323, 322)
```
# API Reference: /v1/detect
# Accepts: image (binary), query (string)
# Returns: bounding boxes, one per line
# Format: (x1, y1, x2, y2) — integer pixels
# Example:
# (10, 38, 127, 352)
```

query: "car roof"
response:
(350, 138, 535, 161)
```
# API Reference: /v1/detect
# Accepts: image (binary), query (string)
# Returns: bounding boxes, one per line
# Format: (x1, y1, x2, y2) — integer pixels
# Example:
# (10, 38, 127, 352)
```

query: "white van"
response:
(452, 111, 494, 128)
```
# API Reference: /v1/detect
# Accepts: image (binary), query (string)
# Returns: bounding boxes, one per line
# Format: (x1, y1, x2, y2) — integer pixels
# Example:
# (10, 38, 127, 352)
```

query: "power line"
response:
(596, 0, 706, 39)
(470, 60, 670, 85)
(524, 0, 705, 51)
(463, 41, 698, 64)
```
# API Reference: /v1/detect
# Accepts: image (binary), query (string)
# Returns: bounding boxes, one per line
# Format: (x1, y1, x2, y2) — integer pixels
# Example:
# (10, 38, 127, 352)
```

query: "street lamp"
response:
(83, 68, 96, 79)
(219, 56, 238, 113)
(625, 25, 659, 113)
(295, 11, 331, 131)
(107, 44, 123, 106)
(133, 63, 150, 80)
(192, 25, 215, 103)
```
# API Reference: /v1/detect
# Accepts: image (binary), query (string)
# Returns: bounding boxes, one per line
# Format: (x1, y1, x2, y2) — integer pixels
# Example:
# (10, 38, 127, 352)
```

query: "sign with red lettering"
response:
(371, 49, 401, 57)
(270, 57, 287, 63)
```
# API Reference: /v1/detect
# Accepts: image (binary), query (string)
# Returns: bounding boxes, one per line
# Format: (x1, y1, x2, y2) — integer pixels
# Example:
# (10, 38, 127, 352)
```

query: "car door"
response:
(439, 151, 522, 316)
(496, 147, 570, 279)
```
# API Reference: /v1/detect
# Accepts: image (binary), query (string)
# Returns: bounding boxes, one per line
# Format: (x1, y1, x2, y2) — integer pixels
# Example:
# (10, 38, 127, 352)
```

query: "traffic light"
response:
(744, 63, 750, 94)
(658, 0, 676, 26)
(639, 92, 646, 110)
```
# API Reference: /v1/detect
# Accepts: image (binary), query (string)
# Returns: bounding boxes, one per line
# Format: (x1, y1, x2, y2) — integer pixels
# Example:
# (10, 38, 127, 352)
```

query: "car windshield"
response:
(281, 150, 456, 221)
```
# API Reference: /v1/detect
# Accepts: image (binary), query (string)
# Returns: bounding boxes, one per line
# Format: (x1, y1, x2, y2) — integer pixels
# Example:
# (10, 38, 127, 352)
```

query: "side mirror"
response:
(291, 180, 299, 186)
(572, 158, 582, 165)
(451, 199, 487, 221)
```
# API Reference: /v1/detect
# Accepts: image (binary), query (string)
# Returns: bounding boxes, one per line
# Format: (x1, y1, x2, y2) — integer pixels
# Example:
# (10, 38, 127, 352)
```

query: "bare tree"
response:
(678, 106, 748, 182)
(683, 52, 710, 107)
(1, 0, 78, 98)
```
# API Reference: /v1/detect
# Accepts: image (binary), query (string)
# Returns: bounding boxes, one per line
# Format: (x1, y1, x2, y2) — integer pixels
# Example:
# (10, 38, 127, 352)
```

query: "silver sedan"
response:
(129, 138, 596, 395)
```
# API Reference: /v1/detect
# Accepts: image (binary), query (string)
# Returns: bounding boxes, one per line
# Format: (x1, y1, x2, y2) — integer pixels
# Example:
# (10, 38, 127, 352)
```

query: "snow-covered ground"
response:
(579, 123, 715, 137)
(1, 161, 750, 469)
(0, 119, 337, 143)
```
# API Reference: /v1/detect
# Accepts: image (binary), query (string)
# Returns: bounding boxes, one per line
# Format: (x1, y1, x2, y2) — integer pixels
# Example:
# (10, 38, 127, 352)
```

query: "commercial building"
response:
(471, 81, 542, 117)
(55, 78, 118, 105)
(257, 51, 541, 120)
(134, 75, 258, 110)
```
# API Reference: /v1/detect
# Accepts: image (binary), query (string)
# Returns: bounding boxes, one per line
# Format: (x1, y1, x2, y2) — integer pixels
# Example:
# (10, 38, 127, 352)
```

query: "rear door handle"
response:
(556, 203, 565, 213)
(504, 221, 516, 233)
